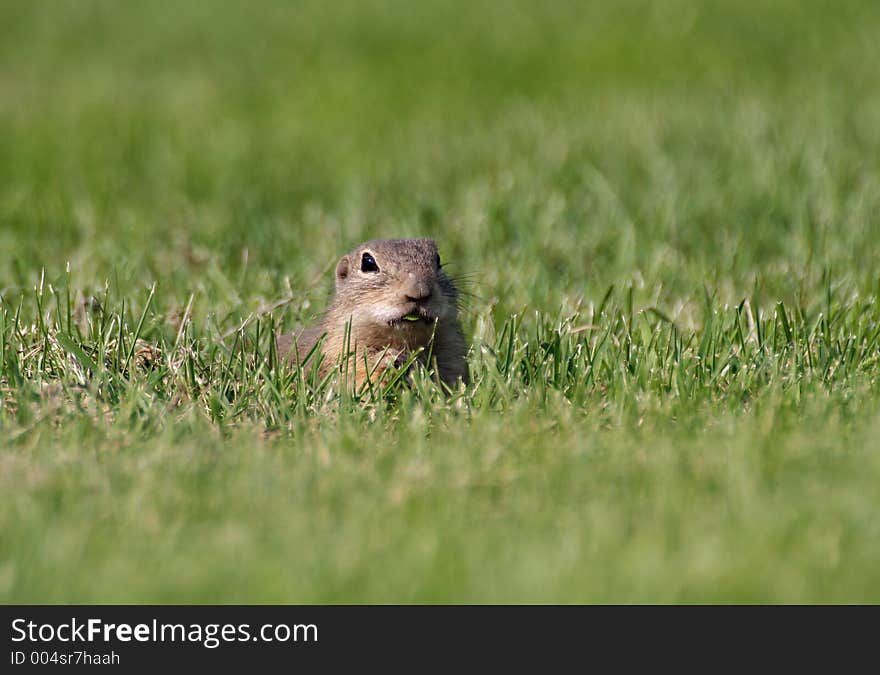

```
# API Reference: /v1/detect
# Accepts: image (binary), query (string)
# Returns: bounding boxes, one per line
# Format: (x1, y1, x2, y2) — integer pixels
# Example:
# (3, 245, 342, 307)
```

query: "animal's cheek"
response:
(361, 304, 401, 325)
(431, 302, 451, 321)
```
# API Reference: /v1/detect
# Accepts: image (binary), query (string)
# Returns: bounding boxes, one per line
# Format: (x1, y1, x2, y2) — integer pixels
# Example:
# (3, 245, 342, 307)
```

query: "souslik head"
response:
(282, 237, 469, 388)
(332, 238, 459, 338)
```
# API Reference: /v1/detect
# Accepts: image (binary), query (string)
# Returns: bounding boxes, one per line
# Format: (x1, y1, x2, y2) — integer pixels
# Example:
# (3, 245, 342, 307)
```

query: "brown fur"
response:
(277, 239, 468, 390)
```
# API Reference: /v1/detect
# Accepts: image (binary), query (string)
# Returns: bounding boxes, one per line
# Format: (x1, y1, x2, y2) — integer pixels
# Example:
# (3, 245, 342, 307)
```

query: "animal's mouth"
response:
(389, 310, 437, 326)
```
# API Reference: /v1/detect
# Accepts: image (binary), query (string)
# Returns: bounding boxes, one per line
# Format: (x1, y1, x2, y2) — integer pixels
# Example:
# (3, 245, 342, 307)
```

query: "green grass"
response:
(2, 0, 880, 602)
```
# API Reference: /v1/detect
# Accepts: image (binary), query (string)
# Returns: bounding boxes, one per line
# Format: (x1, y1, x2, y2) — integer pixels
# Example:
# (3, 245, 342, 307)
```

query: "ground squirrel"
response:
(277, 238, 469, 389)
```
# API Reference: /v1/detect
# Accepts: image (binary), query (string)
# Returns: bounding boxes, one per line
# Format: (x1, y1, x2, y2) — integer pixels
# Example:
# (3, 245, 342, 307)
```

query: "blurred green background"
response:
(3, 0, 878, 314)
(2, 1, 880, 602)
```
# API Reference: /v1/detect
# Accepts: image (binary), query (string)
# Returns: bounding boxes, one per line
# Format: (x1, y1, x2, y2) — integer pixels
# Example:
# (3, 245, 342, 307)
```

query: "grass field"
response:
(2, 0, 880, 602)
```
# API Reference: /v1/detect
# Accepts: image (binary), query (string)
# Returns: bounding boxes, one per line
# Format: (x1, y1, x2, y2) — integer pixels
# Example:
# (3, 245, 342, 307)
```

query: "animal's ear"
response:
(335, 255, 351, 282)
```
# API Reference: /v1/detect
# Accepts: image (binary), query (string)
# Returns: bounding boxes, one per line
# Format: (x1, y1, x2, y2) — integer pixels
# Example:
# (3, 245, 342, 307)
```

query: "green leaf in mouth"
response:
(403, 315, 421, 322)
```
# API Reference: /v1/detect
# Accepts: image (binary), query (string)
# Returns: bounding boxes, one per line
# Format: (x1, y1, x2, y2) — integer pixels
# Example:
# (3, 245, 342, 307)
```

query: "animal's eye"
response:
(435, 253, 442, 269)
(361, 252, 379, 273)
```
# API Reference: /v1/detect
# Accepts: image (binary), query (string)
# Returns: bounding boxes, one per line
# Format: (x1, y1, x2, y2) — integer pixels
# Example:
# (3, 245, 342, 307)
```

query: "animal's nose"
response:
(404, 282, 433, 303)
